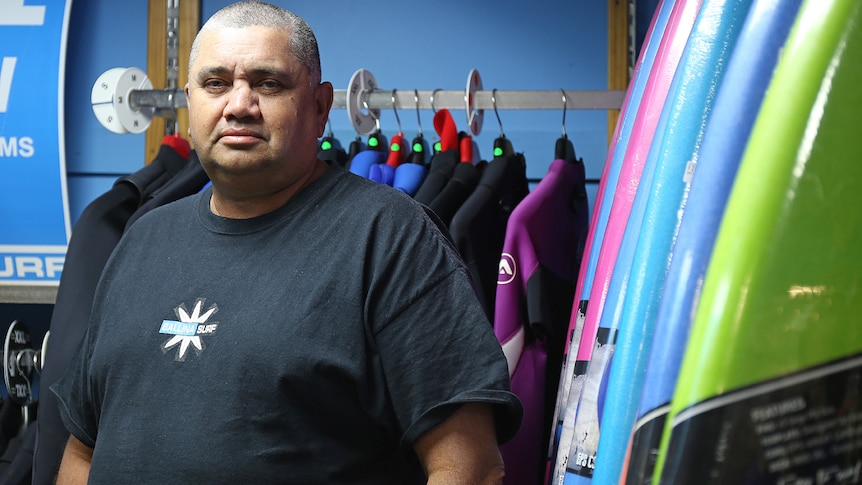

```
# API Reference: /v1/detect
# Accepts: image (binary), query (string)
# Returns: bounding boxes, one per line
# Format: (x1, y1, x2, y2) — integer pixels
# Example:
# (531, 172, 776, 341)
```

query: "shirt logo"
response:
(160, 298, 218, 361)
(498, 253, 517, 285)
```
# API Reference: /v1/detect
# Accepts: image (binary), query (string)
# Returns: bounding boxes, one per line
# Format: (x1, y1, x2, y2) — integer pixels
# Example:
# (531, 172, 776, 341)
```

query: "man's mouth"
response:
(219, 129, 264, 146)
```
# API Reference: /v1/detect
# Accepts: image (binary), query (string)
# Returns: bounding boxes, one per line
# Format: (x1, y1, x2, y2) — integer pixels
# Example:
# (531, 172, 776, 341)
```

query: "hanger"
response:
(346, 93, 367, 162)
(391, 89, 429, 196)
(385, 90, 406, 167)
(407, 89, 429, 165)
(362, 91, 387, 152)
(319, 118, 342, 151)
(555, 89, 578, 163)
(319, 119, 349, 167)
(491, 89, 514, 159)
(350, 92, 389, 180)
(430, 88, 443, 153)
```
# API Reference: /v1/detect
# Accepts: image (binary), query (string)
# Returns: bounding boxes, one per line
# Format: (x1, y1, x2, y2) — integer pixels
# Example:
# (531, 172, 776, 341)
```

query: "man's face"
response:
(185, 25, 330, 197)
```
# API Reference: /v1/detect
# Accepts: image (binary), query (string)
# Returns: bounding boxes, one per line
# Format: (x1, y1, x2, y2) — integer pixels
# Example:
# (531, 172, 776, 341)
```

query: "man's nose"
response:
(223, 83, 261, 120)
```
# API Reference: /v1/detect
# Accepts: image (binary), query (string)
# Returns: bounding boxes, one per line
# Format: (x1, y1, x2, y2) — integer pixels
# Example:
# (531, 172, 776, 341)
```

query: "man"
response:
(52, 1, 521, 484)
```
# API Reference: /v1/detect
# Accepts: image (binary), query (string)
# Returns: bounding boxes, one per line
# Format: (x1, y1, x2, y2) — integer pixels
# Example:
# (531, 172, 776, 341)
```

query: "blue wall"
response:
(63, 0, 610, 224)
(64, 0, 149, 222)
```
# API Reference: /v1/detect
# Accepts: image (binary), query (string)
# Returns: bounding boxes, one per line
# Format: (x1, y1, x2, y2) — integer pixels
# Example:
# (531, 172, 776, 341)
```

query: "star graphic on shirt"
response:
(160, 299, 218, 361)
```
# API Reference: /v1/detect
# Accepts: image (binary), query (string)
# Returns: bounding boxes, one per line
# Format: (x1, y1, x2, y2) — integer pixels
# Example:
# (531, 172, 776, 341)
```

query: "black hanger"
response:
(318, 119, 349, 167)
(348, 136, 364, 160)
(430, 88, 444, 154)
(557, 89, 580, 163)
(362, 96, 387, 152)
(491, 89, 515, 159)
(407, 90, 429, 165)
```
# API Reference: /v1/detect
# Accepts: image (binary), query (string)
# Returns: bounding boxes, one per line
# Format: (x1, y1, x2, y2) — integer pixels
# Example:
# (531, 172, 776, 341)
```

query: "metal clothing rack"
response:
(95, 66, 624, 136)
(126, 88, 625, 113)
(333, 89, 624, 111)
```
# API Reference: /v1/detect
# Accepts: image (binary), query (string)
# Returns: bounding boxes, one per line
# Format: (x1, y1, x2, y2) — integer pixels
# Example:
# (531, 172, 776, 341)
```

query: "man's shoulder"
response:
(125, 190, 202, 234)
(332, 169, 425, 215)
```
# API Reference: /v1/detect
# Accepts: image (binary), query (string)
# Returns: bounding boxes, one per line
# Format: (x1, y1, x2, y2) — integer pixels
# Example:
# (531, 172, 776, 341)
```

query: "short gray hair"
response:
(189, 1, 322, 87)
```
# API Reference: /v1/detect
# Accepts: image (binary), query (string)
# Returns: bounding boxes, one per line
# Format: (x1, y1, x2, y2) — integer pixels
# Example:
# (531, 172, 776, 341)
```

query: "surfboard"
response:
(653, 0, 862, 482)
(550, 1, 705, 483)
(560, 0, 742, 481)
(583, 0, 757, 482)
(619, 1, 803, 482)
(544, 1, 676, 480)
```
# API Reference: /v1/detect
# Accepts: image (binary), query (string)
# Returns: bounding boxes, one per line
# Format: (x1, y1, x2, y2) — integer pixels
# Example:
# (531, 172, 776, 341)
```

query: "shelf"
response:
(0, 284, 58, 304)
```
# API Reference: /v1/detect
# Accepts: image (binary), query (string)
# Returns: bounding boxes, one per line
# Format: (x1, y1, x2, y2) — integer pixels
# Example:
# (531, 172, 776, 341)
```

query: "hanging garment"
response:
(126, 152, 208, 230)
(412, 149, 459, 205)
(0, 400, 27, 480)
(449, 153, 529, 321)
(346, 136, 365, 166)
(390, 134, 429, 196)
(413, 109, 460, 205)
(347, 131, 388, 179)
(318, 134, 349, 168)
(368, 131, 407, 185)
(494, 157, 589, 485)
(391, 161, 427, 196)
(427, 160, 483, 226)
(7, 140, 203, 485)
(405, 133, 429, 166)
(425, 129, 492, 225)
(348, 150, 387, 179)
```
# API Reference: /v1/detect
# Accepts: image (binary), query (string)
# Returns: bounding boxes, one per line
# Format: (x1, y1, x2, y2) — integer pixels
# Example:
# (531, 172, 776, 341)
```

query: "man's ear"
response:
(315, 81, 334, 138)
(184, 83, 193, 139)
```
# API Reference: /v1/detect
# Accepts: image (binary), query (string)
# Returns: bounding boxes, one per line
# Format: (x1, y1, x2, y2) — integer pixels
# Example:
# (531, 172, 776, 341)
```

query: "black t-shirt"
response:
(53, 165, 521, 484)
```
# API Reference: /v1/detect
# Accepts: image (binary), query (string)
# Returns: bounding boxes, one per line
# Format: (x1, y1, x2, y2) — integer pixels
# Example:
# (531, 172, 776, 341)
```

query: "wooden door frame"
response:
(145, 0, 199, 163)
(608, 0, 631, 144)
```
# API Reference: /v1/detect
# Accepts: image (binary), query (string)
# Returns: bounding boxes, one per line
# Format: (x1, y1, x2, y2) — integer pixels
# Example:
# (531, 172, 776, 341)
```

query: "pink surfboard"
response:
(550, 0, 705, 482)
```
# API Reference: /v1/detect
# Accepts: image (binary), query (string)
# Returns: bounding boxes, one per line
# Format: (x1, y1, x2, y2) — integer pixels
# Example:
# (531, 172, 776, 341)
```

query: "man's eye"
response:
(203, 79, 229, 91)
(257, 80, 283, 92)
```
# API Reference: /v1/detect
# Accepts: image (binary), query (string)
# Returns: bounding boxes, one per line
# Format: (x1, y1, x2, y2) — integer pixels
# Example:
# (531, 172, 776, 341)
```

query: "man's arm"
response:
(56, 435, 93, 485)
(413, 402, 505, 485)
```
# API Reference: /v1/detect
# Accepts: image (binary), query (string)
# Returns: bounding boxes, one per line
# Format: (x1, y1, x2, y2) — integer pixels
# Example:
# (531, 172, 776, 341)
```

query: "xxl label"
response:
(661, 354, 862, 484)
(0, 0, 73, 285)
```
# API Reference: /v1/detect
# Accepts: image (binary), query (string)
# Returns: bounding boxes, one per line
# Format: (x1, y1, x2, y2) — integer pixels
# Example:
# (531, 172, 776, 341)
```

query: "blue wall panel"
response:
(62, 0, 609, 224)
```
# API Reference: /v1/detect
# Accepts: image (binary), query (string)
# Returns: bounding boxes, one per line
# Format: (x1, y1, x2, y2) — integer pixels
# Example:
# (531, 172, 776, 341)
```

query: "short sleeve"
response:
(50, 326, 100, 448)
(373, 264, 523, 448)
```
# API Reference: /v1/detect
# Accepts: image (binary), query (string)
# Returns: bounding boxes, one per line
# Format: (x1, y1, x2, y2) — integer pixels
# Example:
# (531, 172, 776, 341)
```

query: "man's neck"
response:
(209, 159, 328, 219)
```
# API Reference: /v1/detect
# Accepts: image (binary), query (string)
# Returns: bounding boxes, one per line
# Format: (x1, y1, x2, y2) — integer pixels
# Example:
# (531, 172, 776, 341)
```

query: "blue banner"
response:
(0, 0, 73, 285)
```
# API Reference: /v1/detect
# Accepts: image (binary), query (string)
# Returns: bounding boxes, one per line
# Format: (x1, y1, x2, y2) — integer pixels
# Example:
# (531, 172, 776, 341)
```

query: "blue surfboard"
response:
(619, 1, 803, 482)
(587, 0, 759, 483)
(560, 0, 744, 481)
(551, 0, 705, 483)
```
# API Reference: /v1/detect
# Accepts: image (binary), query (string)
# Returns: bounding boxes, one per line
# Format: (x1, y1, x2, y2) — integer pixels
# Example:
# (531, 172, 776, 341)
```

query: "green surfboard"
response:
(653, 0, 862, 482)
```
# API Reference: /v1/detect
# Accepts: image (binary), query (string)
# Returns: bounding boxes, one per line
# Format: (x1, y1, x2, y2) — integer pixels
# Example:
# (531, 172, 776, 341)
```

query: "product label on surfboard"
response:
(562, 327, 618, 481)
(661, 353, 862, 484)
(554, 357, 590, 484)
(548, 300, 590, 484)
(624, 403, 671, 485)
(683, 160, 697, 183)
